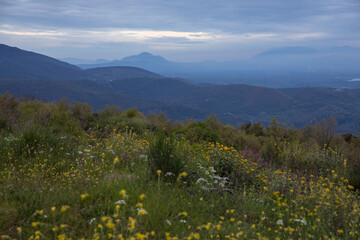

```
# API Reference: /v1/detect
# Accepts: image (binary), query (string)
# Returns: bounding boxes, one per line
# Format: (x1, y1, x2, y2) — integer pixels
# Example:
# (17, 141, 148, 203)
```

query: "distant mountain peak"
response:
(138, 52, 153, 56)
(121, 52, 168, 63)
(256, 46, 318, 57)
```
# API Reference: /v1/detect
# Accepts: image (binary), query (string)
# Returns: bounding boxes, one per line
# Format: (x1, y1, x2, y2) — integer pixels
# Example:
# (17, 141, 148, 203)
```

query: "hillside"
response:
(1, 43, 360, 133)
(85, 66, 164, 82)
(0, 44, 85, 81)
(1, 95, 360, 239)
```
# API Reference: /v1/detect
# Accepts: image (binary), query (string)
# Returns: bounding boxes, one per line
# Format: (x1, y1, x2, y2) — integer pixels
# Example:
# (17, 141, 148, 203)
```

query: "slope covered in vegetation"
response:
(0, 93, 360, 239)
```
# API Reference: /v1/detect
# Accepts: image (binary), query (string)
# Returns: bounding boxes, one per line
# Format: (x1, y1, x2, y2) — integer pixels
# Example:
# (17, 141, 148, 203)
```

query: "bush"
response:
(148, 133, 187, 181)
(183, 121, 220, 143)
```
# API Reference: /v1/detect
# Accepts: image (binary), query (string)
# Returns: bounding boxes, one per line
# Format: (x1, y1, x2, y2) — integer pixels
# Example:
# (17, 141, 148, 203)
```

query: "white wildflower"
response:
(196, 178, 208, 184)
(294, 219, 307, 225)
(89, 218, 96, 225)
(115, 200, 126, 205)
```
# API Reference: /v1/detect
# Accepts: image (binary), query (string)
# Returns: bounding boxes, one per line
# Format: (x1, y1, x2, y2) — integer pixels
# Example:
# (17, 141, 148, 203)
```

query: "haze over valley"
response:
(1, 43, 359, 133)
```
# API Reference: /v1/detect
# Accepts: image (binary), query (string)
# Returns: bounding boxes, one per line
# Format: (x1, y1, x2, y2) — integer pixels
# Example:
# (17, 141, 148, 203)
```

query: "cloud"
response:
(288, 32, 328, 40)
(0, 0, 359, 60)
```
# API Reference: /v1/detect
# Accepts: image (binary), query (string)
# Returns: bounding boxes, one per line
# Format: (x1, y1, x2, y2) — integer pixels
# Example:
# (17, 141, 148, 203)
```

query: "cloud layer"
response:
(0, 0, 359, 61)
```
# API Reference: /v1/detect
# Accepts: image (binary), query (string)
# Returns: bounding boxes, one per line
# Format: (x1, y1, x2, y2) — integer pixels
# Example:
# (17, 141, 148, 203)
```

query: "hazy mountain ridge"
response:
(75, 46, 360, 88)
(0, 44, 85, 81)
(1, 43, 360, 133)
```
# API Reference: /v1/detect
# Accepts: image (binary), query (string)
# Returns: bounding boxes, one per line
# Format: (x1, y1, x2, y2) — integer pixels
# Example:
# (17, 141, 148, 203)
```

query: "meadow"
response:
(0, 93, 360, 239)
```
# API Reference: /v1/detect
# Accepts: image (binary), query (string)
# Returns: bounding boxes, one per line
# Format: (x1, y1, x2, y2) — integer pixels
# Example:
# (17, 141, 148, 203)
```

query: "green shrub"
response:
(148, 133, 187, 181)
(183, 121, 220, 143)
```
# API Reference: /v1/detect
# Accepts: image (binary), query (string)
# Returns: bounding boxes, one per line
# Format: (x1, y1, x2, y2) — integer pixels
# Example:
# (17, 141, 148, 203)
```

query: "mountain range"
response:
(0, 43, 360, 133)
(72, 46, 360, 89)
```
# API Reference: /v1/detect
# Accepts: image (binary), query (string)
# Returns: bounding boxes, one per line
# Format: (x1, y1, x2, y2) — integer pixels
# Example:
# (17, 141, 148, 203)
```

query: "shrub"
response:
(148, 133, 187, 181)
(183, 121, 220, 143)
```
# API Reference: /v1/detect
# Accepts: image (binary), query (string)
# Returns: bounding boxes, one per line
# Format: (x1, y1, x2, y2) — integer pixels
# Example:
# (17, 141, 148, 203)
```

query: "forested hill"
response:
(1, 43, 360, 133)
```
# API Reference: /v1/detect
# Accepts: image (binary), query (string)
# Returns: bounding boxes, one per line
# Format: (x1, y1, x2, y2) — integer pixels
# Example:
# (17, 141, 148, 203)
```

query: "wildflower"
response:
(166, 220, 172, 225)
(114, 157, 119, 164)
(51, 206, 56, 211)
(106, 221, 115, 229)
(139, 193, 146, 200)
(80, 193, 89, 200)
(337, 229, 343, 234)
(179, 172, 187, 178)
(89, 218, 96, 225)
(165, 172, 174, 176)
(157, 170, 162, 176)
(60, 205, 69, 212)
(276, 219, 283, 225)
(137, 208, 148, 215)
(119, 189, 127, 199)
(180, 211, 188, 217)
(294, 219, 307, 225)
(115, 200, 126, 205)
(193, 233, 200, 239)
(135, 233, 147, 240)
(57, 234, 66, 240)
(32, 222, 40, 228)
(128, 217, 136, 231)
(35, 210, 43, 215)
(196, 178, 208, 184)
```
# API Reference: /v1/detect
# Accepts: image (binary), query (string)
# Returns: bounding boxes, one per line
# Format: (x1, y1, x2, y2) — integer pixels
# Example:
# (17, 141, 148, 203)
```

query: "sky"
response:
(0, 0, 359, 62)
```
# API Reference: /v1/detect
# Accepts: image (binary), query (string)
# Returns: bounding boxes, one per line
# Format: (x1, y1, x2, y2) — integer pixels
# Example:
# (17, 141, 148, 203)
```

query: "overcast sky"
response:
(0, 0, 359, 61)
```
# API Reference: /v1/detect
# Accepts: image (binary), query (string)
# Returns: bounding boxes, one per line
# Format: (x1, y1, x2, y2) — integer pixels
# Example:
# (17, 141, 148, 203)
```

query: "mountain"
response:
(76, 47, 360, 88)
(0, 44, 85, 81)
(60, 58, 109, 65)
(85, 66, 165, 82)
(255, 46, 318, 56)
(121, 52, 168, 63)
(78, 52, 180, 74)
(1, 43, 360, 133)
(0, 44, 168, 82)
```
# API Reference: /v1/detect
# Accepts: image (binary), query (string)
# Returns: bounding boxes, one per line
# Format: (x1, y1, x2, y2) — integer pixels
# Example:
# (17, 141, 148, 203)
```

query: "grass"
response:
(0, 128, 359, 240)
(0, 95, 360, 239)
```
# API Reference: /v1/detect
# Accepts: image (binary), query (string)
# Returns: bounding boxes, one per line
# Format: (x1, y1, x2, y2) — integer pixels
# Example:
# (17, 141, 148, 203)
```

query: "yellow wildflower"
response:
(139, 194, 146, 200)
(80, 193, 89, 200)
(60, 205, 69, 212)
(119, 189, 127, 199)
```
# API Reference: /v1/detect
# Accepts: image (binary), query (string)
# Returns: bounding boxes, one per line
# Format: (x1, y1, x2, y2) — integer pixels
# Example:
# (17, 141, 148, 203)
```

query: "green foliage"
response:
(182, 121, 220, 143)
(1, 93, 360, 239)
(240, 122, 265, 136)
(148, 133, 187, 181)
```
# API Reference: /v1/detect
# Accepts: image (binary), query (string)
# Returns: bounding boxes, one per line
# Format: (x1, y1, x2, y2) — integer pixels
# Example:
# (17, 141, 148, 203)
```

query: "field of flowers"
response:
(0, 94, 359, 239)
